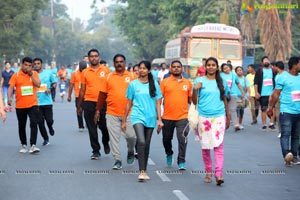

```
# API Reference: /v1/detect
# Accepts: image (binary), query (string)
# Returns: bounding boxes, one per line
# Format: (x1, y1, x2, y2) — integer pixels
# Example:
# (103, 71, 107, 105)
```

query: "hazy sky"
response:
(60, 0, 114, 21)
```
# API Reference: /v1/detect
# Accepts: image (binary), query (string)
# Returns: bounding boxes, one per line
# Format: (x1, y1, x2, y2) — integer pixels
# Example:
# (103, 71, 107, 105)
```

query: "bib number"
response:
(21, 86, 33, 96)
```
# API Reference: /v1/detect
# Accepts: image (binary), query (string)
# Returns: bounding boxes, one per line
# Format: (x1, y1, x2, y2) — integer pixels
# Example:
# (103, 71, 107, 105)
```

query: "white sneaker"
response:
(277, 133, 281, 138)
(29, 145, 40, 154)
(79, 128, 84, 132)
(19, 145, 28, 153)
(239, 125, 244, 130)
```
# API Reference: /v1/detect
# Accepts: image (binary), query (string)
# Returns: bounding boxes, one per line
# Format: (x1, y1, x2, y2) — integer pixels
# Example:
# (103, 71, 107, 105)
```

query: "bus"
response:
(165, 23, 243, 78)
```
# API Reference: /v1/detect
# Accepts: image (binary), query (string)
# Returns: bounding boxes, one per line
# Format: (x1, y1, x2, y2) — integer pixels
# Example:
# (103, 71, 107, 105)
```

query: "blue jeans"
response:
(2, 86, 9, 106)
(280, 112, 300, 158)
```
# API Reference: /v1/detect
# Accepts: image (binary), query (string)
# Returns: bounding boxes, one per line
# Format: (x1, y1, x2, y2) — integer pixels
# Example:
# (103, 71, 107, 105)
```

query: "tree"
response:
(257, 0, 294, 61)
(0, 0, 48, 62)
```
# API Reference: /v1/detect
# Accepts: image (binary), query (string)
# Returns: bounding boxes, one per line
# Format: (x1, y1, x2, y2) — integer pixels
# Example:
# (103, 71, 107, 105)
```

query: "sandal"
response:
(203, 173, 212, 183)
(216, 176, 224, 186)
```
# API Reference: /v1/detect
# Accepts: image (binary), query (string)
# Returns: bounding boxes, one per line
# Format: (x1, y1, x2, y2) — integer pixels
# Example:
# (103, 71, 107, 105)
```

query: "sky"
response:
(60, 0, 115, 21)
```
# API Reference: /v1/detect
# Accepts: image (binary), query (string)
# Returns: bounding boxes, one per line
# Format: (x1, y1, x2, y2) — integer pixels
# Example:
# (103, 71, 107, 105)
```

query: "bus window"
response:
(218, 40, 241, 60)
(190, 38, 212, 58)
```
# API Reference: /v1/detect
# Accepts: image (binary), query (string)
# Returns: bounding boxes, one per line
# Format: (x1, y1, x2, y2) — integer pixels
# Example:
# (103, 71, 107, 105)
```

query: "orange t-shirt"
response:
(100, 71, 136, 116)
(70, 70, 82, 97)
(160, 75, 192, 120)
(81, 65, 110, 102)
(57, 69, 68, 81)
(9, 70, 40, 108)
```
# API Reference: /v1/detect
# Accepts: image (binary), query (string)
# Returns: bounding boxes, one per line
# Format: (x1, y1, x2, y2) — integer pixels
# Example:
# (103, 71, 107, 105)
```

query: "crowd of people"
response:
(1, 49, 300, 185)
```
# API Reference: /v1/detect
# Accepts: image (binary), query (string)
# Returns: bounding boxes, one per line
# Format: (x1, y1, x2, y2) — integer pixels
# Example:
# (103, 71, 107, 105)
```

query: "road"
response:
(0, 99, 299, 200)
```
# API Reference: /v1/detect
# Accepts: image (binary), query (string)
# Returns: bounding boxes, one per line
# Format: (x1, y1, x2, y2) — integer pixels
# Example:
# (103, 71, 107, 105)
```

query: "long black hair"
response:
(205, 57, 225, 101)
(139, 60, 156, 98)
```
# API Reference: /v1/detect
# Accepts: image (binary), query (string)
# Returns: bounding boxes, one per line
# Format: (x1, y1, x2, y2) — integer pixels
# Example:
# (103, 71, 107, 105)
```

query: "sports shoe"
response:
(269, 124, 276, 131)
(104, 145, 110, 154)
(234, 125, 240, 132)
(127, 152, 135, 165)
(291, 157, 300, 165)
(42, 140, 50, 146)
(134, 152, 138, 159)
(49, 127, 55, 136)
(19, 145, 28, 153)
(9, 107, 12, 112)
(239, 125, 244, 130)
(251, 120, 257, 125)
(138, 171, 146, 182)
(284, 152, 293, 166)
(178, 162, 186, 170)
(262, 126, 267, 131)
(4, 107, 8, 112)
(112, 160, 122, 170)
(29, 145, 40, 154)
(277, 133, 281, 138)
(166, 155, 173, 166)
(79, 128, 84, 132)
(144, 172, 150, 180)
(90, 152, 101, 160)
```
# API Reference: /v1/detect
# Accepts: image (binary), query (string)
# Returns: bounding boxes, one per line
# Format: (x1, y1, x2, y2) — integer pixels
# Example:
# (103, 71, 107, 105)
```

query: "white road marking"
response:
(156, 170, 171, 182)
(173, 190, 190, 200)
(148, 158, 155, 165)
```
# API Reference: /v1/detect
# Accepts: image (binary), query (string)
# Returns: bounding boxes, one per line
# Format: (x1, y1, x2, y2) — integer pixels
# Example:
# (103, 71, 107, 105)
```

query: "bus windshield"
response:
(218, 40, 241, 60)
(190, 38, 212, 58)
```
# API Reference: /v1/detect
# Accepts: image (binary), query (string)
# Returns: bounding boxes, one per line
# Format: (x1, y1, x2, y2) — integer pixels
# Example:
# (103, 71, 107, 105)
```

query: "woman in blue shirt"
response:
(192, 57, 230, 186)
(234, 66, 250, 130)
(122, 60, 163, 181)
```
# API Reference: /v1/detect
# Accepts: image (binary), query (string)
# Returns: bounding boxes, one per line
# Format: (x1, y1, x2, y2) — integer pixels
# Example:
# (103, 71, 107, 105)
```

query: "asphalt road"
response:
(0, 99, 299, 200)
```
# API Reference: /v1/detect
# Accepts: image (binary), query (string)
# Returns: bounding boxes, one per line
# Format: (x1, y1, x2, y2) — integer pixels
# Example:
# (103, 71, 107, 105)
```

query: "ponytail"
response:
(148, 72, 156, 97)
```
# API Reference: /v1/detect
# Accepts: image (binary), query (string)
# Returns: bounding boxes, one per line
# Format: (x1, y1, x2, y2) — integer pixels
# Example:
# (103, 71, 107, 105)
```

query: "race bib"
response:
(21, 86, 33, 96)
(37, 84, 47, 93)
(292, 91, 300, 102)
(226, 79, 232, 87)
(263, 79, 273, 86)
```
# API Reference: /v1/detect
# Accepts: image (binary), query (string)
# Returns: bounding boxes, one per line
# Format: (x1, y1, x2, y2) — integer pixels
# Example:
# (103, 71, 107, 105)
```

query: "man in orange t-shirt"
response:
(57, 66, 68, 81)
(77, 49, 110, 160)
(68, 61, 87, 131)
(160, 60, 192, 170)
(94, 54, 136, 169)
(8, 57, 41, 154)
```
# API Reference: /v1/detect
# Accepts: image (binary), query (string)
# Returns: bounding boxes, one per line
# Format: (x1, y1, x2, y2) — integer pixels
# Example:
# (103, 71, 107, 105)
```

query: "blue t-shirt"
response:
(49, 68, 58, 83)
(1, 70, 14, 87)
(109, 66, 115, 72)
(151, 70, 159, 82)
(194, 76, 229, 117)
(276, 73, 300, 114)
(11, 67, 20, 73)
(126, 79, 162, 128)
(66, 69, 73, 80)
(233, 76, 250, 99)
(261, 68, 274, 96)
(37, 70, 56, 106)
(59, 81, 66, 92)
(221, 72, 240, 96)
(275, 71, 288, 83)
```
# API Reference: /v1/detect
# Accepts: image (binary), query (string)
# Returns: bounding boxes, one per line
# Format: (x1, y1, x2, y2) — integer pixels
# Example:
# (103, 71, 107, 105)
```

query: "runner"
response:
(7, 57, 41, 154)
(33, 58, 56, 146)
(160, 60, 192, 170)
(122, 60, 163, 181)
(94, 54, 136, 170)
(192, 57, 230, 186)
(1, 61, 14, 112)
(68, 61, 87, 132)
(77, 49, 110, 159)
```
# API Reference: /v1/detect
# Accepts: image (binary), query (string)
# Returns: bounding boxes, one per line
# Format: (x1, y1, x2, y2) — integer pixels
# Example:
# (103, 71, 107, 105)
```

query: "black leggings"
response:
(133, 123, 154, 171)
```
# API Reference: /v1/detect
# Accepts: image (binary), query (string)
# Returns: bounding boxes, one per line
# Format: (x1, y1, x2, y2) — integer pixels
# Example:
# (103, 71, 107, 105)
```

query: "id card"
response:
(263, 79, 273, 86)
(37, 84, 47, 93)
(292, 91, 300, 102)
(21, 86, 33, 96)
